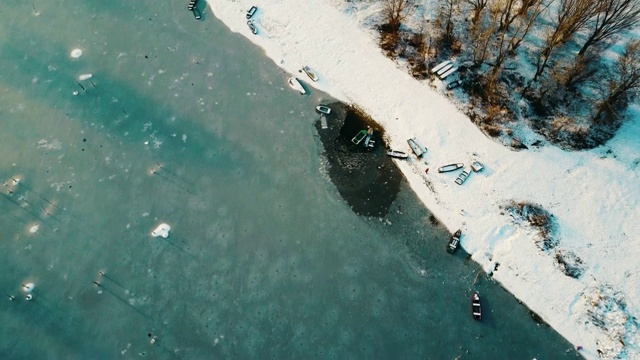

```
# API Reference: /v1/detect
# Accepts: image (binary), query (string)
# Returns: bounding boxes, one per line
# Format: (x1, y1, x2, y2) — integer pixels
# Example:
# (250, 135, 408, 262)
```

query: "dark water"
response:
(0, 1, 580, 359)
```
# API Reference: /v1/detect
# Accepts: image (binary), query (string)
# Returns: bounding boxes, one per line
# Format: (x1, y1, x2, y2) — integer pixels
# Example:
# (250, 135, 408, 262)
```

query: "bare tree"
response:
(435, 0, 459, 48)
(466, 0, 489, 24)
(469, 3, 499, 65)
(553, 49, 600, 89)
(497, 0, 519, 31)
(517, 0, 544, 17)
(509, 0, 550, 52)
(383, 0, 411, 33)
(594, 39, 640, 122)
(533, 0, 601, 81)
(578, 0, 640, 56)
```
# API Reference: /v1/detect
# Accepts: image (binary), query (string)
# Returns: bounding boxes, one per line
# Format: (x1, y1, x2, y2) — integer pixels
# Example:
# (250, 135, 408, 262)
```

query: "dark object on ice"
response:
(192, 7, 202, 20)
(472, 292, 482, 320)
(246, 6, 257, 19)
(247, 20, 258, 34)
(447, 229, 461, 253)
(438, 163, 463, 173)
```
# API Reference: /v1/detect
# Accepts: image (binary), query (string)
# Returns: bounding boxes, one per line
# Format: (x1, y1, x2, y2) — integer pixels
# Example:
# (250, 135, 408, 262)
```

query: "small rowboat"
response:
(288, 77, 305, 94)
(471, 161, 484, 172)
(192, 7, 202, 20)
(387, 150, 408, 159)
(247, 20, 258, 34)
(438, 163, 463, 173)
(407, 138, 425, 157)
(302, 66, 319, 82)
(447, 229, 461, 253)
(246, 5, 257, 19)
(316, 106, 331, 115)
(455, 169, 470, 185)
(472, 293, 482, 320)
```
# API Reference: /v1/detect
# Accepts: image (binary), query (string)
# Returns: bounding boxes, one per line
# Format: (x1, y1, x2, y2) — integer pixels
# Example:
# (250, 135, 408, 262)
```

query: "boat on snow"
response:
(247, 20, 258, 34)
(455, 168, 470, 185)
(438, 163, 463, 173)
(302, 66, 319, 82)
(471, 161, 484, 172)
(472, 293, 482, 320)
(447, 229, 461, 253)
(407, 138, 425, 157)
(386, 150, 409, 159)
(246, 5, 257, 19)
(288, 77, 305, 94)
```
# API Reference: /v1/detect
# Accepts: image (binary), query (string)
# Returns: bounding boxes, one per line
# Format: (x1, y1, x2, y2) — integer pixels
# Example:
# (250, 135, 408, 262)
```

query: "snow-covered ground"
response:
(207, 1, 640, 358)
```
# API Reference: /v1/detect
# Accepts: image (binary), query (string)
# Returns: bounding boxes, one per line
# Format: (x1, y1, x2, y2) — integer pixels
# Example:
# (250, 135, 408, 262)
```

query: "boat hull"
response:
(316, 106, 331, 114)
(438, 163, 463, 173)
(386, 150, 408, 159)
(407, 138, 424, 157)
(472, 293, 482, 320)
(455, 169, 470, 185)
(447, 229, 461, 253)
(288, 77, 305, 94)
(351, 130, 367, 145)
(303, 66, 318, 82)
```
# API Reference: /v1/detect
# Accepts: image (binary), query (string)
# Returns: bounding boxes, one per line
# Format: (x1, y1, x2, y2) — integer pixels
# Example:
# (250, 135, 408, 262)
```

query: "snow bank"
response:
(207, 1, 640, 358)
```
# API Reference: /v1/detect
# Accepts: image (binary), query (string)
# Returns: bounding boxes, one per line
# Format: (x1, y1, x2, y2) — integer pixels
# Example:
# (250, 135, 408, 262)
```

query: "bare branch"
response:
(533, 0, 601, 81)
(578, 0, 640, 56)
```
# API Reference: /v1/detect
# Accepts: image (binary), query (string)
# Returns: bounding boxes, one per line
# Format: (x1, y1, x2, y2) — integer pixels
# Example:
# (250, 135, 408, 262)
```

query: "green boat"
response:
(351, 129, 368, 145)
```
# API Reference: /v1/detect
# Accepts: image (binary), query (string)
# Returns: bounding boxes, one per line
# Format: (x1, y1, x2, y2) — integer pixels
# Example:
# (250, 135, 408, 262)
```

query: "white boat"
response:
(438, 163, 463, 173)
(439, 67, 458, 79)
(407, 138, 425, 157)
(436, 64, 453, 77)
(316, 106, 331, 115)
(288, 77, 306, 94)
(430, 60, 451, 74)
(386, 150, 409, 159)
(302, 66, 319, 82)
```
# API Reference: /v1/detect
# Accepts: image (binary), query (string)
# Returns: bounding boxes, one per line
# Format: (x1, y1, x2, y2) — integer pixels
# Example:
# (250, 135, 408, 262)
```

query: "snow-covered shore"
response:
(207, 1, 640, 358)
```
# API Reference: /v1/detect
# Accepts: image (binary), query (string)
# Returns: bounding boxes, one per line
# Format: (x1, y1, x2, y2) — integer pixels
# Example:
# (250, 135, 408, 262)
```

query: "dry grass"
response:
(504, 201, 557, 251)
